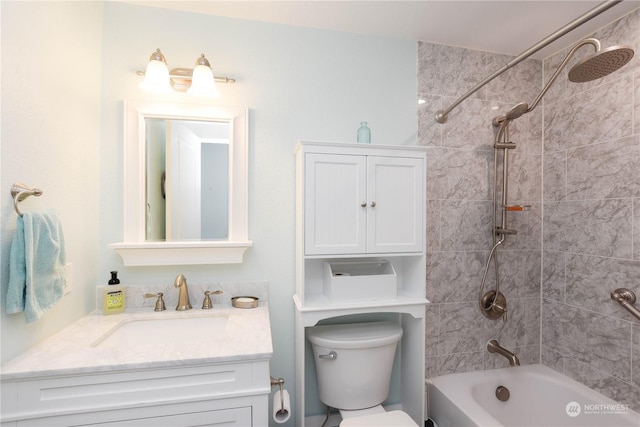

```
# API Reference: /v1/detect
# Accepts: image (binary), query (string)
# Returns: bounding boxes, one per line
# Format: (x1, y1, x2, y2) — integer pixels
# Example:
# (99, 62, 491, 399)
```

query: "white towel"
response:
(6, 210, 67, 323)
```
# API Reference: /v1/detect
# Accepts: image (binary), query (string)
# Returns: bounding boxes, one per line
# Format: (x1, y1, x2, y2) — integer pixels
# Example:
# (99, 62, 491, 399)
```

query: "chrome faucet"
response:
(487, 339, 520, 367)
(174, 274, 192, 311)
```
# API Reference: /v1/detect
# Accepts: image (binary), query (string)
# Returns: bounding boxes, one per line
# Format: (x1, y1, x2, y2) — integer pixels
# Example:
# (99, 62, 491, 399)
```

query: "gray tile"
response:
(417, 94, 442, 147)
(566, 135, 640, 200)
(542, 251, 565, 302)
(426, 147, 492, 201)
(564, 357, 640, 413)
(544, 199, 633, 259)
(524, 297, 541, 347)
(425, 351, 484, 379)
(425, 304, 439, 357)
(426, 199, 440, 252)
(426, 251, 486, 303)
(543, 150, 566, 201)
(566, 254, 640, 319)
(485, 53, 542, 106)
(635, 73, 640, 137)
(633, 324, 640, 389)
(417, 42, 486, 99)
(542, 299, 632, 380)
(441, 97, 496, 149)
(440, 200, 493, 252)
(544, 75, 634, 152)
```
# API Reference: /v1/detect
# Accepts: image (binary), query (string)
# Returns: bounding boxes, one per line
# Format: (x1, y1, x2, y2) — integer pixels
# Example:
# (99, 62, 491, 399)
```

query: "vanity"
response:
(0, 306, 272, 426)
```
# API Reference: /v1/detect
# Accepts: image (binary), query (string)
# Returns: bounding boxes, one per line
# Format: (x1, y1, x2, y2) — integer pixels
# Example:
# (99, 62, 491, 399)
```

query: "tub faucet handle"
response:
(144, 292, 166, 311)
(202, 290, 223, 309)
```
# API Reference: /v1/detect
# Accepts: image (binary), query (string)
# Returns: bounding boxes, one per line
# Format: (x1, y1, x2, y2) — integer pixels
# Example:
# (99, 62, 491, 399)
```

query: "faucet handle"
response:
(202, 290, 223, 310)
(144, 292, 166, 311)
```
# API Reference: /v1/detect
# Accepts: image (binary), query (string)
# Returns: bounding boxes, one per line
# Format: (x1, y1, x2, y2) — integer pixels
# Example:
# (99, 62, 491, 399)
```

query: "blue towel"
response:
(6, 210, 67, 323)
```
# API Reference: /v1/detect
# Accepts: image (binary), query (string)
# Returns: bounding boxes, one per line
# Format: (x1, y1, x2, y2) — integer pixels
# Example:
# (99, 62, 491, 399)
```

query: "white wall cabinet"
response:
(304, 153, 423, 255)
(294, 141, 427, 426)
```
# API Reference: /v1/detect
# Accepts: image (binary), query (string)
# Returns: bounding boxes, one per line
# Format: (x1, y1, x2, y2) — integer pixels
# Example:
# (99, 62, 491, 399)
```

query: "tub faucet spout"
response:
(174, 274, 192, 311)
(487, 339, 520, 366)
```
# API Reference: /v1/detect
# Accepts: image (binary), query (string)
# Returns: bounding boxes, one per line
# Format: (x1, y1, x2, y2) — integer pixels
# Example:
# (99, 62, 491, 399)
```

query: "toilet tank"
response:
(306, 321, 403, 410)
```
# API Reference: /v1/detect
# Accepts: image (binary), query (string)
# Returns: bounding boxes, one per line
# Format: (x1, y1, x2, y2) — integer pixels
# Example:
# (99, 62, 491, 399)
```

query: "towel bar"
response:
(11, 183, 43, 217)
(611, 288, 640, 321)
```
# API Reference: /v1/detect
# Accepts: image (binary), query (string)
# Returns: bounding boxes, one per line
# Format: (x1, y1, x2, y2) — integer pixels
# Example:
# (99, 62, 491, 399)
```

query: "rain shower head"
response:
(568, 44, 634, 82)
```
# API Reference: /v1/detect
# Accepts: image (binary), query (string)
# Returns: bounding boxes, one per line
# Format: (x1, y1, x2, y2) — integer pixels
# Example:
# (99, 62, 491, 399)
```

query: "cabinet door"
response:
(305, 153, 367, 255)
(366, 156, 423, 253)
(17, 407, 253, 427)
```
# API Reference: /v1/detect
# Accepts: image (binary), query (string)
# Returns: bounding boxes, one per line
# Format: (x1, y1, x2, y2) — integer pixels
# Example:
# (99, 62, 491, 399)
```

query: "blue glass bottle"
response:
(357, 122, 371, 144)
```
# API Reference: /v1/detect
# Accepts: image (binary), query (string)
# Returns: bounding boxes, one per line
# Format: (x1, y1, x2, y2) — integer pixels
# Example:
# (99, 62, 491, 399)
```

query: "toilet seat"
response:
(339, 410, 418, 427)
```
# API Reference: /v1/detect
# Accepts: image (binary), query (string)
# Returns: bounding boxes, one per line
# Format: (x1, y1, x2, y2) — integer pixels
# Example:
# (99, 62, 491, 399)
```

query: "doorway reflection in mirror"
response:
(145, 118, 229, 241)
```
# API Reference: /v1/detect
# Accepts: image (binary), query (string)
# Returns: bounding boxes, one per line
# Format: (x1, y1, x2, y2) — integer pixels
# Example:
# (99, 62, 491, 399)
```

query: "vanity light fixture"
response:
(139, 49, 172, 93)
(187, 54, 219, 98)
(137, 49, 235, 97)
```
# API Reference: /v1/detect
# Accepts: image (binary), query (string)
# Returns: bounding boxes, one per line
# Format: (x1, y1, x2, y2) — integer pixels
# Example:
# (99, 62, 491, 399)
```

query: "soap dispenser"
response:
(102, 271, 125, 315)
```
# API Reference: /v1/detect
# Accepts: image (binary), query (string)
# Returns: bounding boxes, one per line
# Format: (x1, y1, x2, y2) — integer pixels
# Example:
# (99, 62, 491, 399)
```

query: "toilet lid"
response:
(339, 410, 418, 427)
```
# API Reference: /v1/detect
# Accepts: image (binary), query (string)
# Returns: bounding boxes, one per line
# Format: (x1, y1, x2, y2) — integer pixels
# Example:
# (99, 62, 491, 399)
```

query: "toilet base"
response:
(339, 410, 418, 427)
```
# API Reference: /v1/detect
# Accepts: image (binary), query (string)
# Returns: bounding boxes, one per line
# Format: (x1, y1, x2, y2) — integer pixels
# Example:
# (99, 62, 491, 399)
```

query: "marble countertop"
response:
(1, 306, 273, 381)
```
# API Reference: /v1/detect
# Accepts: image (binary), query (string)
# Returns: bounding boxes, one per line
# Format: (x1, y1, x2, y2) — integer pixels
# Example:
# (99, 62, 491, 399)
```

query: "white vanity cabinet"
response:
(1, 360, 269, 427)
(1, 306, 273, 427)
(293, 141, 427, 426)
(303, 152, 424, 255)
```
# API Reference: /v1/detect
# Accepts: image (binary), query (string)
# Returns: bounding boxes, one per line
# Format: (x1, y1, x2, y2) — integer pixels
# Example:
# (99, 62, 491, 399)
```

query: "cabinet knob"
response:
(361, 201, 367, 207)
(370, 201, 377, 207)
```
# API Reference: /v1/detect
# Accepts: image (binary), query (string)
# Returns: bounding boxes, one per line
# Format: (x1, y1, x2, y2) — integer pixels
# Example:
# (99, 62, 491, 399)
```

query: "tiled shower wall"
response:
(541, 9, 640, 410)
(419, 7, 640, 412)
(418, 42, 543, 375)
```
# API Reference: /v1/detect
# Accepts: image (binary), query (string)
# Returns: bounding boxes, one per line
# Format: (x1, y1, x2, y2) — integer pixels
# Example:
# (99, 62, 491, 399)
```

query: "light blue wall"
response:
(98, 3, 417, 424)
(1, 1, 103, 363)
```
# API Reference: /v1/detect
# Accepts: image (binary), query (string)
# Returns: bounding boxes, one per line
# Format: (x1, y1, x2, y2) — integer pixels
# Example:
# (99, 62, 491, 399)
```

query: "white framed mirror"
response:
(109, 100, 252, 266)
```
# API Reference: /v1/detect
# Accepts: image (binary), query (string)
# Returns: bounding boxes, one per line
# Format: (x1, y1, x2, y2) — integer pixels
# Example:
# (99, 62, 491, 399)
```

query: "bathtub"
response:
(426, 364, 640, 427)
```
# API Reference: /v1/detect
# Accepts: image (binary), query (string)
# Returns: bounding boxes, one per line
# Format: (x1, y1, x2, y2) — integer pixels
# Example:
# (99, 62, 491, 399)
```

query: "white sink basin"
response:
(92, 314, 229, 348)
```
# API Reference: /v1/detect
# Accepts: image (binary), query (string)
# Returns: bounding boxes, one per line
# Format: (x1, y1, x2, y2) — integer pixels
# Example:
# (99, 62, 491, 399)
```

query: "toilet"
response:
(307, 321, 419, 427)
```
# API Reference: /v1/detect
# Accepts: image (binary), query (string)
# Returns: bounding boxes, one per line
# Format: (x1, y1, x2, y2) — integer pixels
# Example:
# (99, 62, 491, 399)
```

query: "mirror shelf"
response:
(109, 241, 252, 266)
(109, 100, 251, 266)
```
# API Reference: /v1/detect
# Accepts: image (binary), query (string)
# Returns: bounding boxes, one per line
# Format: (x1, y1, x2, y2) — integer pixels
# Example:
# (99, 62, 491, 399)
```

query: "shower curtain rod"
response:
(434, 0, 621, 124)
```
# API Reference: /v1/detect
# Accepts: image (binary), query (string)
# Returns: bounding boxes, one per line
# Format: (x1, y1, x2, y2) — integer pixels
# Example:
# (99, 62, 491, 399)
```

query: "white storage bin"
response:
(323, 260, 397, 303)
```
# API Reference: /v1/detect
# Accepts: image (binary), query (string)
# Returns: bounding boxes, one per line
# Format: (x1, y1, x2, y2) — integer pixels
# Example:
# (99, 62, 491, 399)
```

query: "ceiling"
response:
(125, 0, 640, 59)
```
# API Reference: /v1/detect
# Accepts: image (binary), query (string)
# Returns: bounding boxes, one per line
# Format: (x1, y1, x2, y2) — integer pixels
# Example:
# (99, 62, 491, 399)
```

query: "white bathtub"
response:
(426, 364, 640, 427)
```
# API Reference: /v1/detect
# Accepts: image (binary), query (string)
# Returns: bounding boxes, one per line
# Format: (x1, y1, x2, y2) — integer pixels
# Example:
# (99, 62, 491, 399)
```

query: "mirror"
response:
(109, 100, 251, 266)
(145, 118, 230, 241)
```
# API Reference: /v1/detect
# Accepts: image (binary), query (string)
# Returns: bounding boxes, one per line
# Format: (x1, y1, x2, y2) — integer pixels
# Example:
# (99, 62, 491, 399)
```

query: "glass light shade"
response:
(140, 59, 172, 93)
(187, 64, 220, 98)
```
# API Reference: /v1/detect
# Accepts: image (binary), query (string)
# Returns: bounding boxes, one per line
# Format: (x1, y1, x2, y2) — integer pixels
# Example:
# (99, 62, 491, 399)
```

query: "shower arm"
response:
(526, 38, 600, 113)
(434, 0, 620, 124)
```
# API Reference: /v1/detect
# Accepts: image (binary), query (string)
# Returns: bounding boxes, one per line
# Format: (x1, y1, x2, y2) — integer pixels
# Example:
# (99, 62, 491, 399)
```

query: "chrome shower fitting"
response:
(435, 0, 634, 124)
(492, 38, 634, 126)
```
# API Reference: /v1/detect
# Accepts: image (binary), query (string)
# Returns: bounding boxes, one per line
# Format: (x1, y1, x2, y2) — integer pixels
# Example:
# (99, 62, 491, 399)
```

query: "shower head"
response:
(505, 102, 529, 121)
(568, 44, 634, 83)
(491, 102, 530, 126)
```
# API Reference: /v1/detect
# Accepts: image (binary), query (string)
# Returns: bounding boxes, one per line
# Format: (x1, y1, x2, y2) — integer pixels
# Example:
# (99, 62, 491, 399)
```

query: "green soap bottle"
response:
(102, 271, 125, 315)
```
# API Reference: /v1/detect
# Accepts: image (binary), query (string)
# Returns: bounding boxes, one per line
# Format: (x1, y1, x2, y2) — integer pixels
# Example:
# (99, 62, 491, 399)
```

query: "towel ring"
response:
(11, 183, 43, 217)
